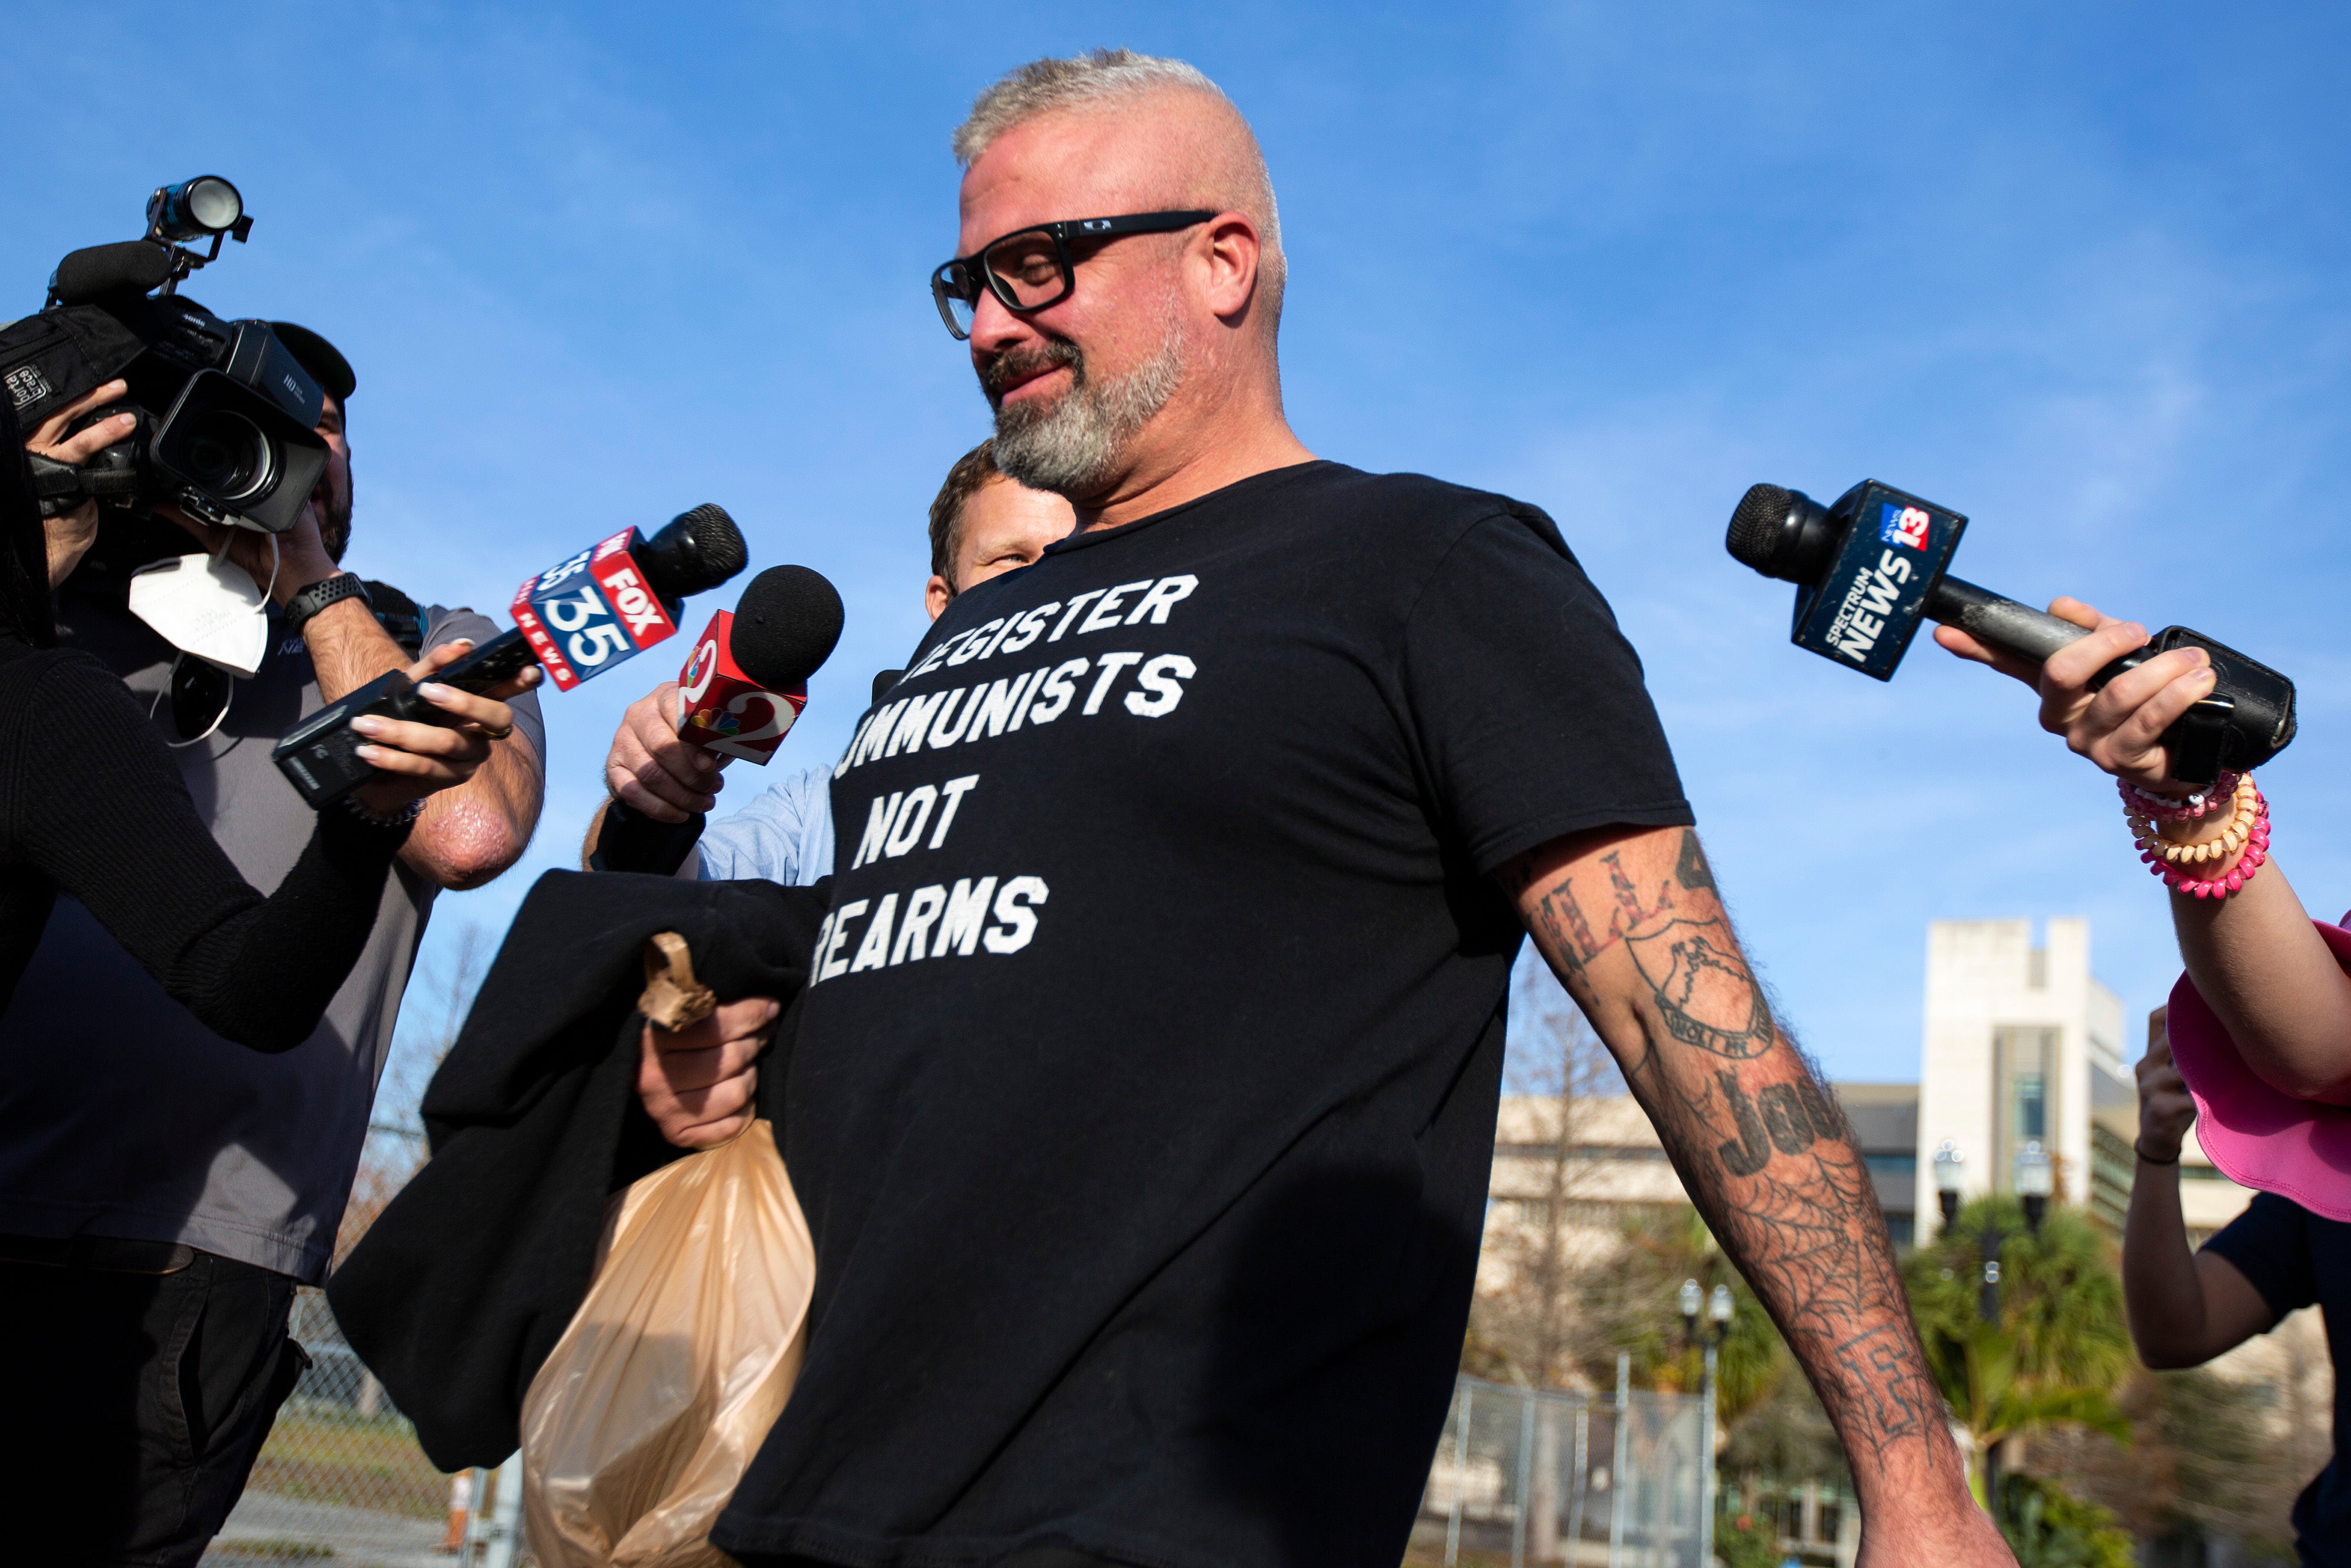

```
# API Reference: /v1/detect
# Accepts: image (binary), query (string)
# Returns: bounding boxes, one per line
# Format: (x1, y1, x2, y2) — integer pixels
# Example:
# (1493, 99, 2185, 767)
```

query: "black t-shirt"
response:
(2203, 1191, 2351, 1560)
(714, 462, 1691, 1568)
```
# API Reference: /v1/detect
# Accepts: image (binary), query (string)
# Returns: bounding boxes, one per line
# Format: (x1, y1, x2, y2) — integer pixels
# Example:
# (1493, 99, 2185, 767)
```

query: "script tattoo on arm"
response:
(1501, 825, 1965, 1513)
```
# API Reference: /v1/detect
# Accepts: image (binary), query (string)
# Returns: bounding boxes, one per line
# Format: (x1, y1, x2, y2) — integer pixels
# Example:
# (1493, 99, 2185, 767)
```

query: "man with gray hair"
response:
(683, 49, 2012, 1568)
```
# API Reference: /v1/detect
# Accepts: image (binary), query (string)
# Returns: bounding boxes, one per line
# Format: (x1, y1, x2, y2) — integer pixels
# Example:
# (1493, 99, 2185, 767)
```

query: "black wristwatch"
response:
(283, 573, 371, 637)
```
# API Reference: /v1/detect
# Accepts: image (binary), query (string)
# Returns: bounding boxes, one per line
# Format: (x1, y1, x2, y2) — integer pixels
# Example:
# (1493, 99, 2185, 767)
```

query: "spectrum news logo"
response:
(1879, 502, 1931, 551)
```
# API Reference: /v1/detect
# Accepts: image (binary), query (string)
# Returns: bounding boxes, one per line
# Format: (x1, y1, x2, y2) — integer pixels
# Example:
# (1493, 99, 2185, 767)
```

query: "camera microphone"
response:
(47, 241, 178, 306)
(272, 506, 751, 808)
(1724, 480, 2296, 783)
(590, 565, 846, 877)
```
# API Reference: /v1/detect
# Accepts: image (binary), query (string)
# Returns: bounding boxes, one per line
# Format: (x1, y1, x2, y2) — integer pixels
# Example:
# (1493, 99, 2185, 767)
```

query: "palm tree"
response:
(1904, 1197, 2132, 1504)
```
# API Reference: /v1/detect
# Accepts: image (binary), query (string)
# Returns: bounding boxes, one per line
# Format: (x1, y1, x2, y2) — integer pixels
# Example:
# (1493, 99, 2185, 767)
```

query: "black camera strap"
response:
(25, 448, 143, 518)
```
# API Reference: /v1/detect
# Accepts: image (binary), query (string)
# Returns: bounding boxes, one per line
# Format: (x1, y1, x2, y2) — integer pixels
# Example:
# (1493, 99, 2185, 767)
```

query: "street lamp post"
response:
(2015, 1140, 2052, 1237)
(1978, 1140, 2054, 1519)
(1934, 1140, 2011, 1510)
(1682, 1279, 1734, 1564)
(1933, 1140, 1964, 1234)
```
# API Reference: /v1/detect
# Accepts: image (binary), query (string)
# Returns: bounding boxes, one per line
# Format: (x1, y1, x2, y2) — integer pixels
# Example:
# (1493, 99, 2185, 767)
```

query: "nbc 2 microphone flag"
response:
(673, 609, 807, 764)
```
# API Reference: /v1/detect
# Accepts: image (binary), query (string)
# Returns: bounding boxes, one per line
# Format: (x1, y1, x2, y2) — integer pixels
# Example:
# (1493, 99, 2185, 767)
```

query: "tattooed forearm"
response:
(1502, 826, 1958, 1502)
(1524, 841, 1773, 1059)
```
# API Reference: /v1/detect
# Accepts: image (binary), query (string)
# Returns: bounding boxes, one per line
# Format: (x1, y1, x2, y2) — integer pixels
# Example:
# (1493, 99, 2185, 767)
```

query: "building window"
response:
(1992, 1026, 2061, 1190)
(2015, 1074, 2045, 1141)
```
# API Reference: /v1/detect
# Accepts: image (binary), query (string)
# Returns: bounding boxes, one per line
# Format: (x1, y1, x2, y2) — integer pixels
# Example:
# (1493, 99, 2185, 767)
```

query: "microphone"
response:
(273, 505, 749, 808)
(1724, 480, 2296, 783)
(674, 565, 846, 763)
(590, 565, 845, 877)
(48, 240, 178, 305)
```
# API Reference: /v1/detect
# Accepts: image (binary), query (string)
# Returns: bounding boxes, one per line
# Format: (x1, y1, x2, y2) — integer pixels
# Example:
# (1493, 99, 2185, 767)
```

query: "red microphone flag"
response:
(510, 528, 681, 692)
(674, 609, 806, 765)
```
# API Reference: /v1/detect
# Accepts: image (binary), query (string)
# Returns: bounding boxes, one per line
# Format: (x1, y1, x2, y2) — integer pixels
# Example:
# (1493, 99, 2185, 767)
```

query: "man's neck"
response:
(1072, 373, 1315, 531)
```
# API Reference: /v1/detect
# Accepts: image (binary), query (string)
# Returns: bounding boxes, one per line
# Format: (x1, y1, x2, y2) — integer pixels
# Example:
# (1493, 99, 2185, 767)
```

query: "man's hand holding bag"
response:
(521, 934, 814, 1568)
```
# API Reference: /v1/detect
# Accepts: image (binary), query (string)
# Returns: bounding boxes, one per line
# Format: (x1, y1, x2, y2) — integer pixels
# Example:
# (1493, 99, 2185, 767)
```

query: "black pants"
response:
(0, 1246, 306, 1567)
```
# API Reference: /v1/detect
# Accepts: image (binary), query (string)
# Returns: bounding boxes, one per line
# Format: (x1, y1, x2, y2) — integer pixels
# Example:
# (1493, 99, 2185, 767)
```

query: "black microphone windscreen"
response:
(729, 565, 845, 691)
(50, 242, 175, 304)
(638, 503, 748, 600)
(1726, 484, 1795, 573)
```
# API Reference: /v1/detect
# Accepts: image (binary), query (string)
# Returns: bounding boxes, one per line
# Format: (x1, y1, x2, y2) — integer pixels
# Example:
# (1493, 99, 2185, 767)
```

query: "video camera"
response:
(0, 175, 329, 535)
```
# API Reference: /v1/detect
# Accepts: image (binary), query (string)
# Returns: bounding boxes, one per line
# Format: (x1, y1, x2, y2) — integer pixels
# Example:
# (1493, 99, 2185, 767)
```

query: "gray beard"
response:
(992, 323, 1185, 499)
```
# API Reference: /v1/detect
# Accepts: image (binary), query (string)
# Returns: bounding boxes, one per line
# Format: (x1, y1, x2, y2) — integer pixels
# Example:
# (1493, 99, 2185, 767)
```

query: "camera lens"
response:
(179, 409, 275, 503)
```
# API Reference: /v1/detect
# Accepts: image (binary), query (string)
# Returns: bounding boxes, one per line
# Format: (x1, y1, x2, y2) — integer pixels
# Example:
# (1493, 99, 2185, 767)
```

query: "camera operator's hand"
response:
(637, 996, 777, 1149)
(1934, 595, 2216, 790)
(605, 679, 724, 823)
(347, 638, 544, 818)
(155, 494, 341, 604)
(24, 378, 136, 585)
(2135, 1011, 2198, 1164)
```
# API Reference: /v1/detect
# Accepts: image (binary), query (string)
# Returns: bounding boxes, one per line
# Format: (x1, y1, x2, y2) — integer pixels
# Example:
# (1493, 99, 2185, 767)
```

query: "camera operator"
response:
(588, 439, 1072, 887)
(1938, 603, 2351, 1103)
(0, 327, 547, 1566)
(0, 387, 530, 1029)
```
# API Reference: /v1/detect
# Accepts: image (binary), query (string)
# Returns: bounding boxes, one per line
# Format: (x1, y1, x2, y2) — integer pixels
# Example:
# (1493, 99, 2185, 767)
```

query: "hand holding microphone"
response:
(1724, 480, 2296, 786)
(274, 504, 749, 806)
(1933, 595, 2234, 794)
(592, 564, 845, 876)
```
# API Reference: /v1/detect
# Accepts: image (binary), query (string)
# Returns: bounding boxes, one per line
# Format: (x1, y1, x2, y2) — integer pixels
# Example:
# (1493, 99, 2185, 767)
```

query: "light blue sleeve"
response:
(692, 763, 835, 887)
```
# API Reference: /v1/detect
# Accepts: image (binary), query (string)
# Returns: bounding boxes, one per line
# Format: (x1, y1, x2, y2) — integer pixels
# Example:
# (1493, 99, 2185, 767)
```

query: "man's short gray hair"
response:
(953, 49, 1285, 326)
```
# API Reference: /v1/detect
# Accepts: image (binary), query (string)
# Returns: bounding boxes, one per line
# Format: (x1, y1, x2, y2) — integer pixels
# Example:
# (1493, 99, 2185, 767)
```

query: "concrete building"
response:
(1912, 917, 2255, 1245)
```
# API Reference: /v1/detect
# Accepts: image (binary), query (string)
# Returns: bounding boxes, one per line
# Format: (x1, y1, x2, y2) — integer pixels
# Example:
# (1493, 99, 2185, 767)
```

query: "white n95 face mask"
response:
(128, 552, 270, 676)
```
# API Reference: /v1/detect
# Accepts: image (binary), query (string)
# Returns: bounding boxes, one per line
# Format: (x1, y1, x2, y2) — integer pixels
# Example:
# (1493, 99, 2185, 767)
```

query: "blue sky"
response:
(13, 4, 2349, 1101)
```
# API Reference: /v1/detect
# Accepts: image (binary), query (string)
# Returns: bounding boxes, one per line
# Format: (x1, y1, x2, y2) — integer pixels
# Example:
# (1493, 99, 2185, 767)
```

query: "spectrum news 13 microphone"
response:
(589, 564, 846, 876)
(272, 504, 749, 808)
(1723, 480, 2295, 785)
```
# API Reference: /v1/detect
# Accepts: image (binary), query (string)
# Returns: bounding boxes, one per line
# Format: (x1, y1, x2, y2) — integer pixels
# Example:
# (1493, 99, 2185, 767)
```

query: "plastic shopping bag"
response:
(521, 1117, 813, 1567)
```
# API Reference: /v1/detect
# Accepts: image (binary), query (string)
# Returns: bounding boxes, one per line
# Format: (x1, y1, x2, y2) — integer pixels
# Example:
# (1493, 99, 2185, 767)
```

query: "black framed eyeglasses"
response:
(929, 210, 1215, 340)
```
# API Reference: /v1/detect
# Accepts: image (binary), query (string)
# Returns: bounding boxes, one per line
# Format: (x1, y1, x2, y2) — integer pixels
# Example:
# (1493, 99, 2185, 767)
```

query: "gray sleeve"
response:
(424, 607, 548, 763)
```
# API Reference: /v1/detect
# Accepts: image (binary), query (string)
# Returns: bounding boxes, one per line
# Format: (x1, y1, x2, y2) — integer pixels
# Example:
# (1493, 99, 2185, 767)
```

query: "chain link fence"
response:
(205, 1305, 1701, 1566)
(202, 1288, 533, 1567)
(1409, 1374, 1706, 1568)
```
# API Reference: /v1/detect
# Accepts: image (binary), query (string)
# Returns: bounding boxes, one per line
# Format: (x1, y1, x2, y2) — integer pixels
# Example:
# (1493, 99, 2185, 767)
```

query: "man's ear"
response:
(925, 574, 955, 622)
(1196, 213, 1261, 323)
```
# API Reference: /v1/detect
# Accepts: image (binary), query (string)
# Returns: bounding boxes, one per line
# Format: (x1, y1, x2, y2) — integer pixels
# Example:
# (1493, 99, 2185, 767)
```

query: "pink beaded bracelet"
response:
(2126, 776, 2269, 900)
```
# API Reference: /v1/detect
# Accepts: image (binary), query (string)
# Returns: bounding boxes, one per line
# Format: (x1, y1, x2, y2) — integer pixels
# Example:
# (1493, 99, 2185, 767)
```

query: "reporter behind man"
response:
(0, 327, 547, 1566)
(2125, 1010, 2348, 1561)
(590, 439, 1073, 886)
